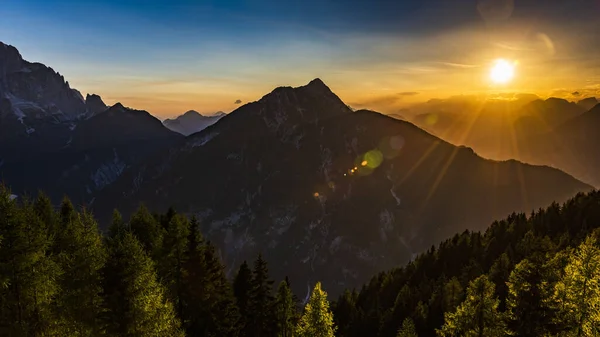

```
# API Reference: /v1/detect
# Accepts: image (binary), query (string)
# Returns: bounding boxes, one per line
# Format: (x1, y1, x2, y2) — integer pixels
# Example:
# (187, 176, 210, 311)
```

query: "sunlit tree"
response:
(437, 275, 507, 337)
(296, 282, 336, 337)
(552, 236, 600, 336)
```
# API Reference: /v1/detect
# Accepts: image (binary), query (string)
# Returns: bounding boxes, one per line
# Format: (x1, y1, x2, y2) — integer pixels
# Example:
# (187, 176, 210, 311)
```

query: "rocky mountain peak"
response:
(85, 94, 108, 116)
(0, 42, 23, 78)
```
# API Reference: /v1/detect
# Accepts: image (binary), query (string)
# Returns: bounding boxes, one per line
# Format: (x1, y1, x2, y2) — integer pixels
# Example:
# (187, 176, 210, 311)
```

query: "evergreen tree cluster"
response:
(0, 185, 337, 336)
(333, 190, 600, 337)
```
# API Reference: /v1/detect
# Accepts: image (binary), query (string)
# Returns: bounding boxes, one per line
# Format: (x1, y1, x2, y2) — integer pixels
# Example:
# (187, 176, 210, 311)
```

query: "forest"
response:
(1, 184, 600, 336)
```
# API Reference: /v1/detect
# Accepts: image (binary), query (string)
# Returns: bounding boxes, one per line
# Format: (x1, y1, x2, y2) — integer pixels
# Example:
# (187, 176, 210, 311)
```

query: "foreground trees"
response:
(3, 185, 600, 336)
(437, 275, 507, 337)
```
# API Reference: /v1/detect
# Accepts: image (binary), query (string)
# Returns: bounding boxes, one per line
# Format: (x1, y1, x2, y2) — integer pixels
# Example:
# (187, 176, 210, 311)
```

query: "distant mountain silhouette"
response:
(163, 110, 226, 136)
(514, 98, 585, 135)
(408, 95, 600, 187)
(94, 79, 591, 296)
(0, 42, 182, 201)
(514, 103, 600, 187)
(577, 97, 599, 110)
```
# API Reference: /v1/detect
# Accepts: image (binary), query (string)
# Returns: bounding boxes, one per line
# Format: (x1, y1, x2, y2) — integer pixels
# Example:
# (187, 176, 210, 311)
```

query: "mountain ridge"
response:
(93, 78, 591, 296)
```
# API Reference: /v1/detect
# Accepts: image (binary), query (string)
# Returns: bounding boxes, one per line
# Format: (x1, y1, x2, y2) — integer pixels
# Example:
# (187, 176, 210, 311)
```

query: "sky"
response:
(2, 0, 600, 117)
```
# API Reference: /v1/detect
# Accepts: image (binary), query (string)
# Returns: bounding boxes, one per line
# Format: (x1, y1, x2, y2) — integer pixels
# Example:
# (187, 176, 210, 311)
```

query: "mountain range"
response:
(0, 41, 596, 296)
(407, 96, 600, 187)
(92, 79, 591, 295)
(0, 42, 182, 201)
(163, 110, 226, 136)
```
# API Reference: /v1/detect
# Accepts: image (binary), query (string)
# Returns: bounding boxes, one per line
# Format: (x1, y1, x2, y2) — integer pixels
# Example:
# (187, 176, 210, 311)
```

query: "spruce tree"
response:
(437, 275, 507, 337)
(102, 231, 184, 336)
(248, 253, 277, 336)
(275, 280, 296, 337)
(159, 213, 190, 319)
(443, 277, 463, 313)
(234, 260, 254, 336)
(55, 208, 107, 336)
(0, 190, 61, 335)
(552, 236, 600, 336)
(506, 258, 559, 336)
(200, 242, 241, 336)
(108, 209, 127, 240)
(296, 282, 336, 337)
(397, 318, 418, 337)
(129, 204, 164, 259)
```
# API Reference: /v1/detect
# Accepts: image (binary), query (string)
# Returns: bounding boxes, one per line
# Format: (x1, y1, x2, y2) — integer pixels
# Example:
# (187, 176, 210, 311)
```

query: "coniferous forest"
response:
(1, 184, 600, 336)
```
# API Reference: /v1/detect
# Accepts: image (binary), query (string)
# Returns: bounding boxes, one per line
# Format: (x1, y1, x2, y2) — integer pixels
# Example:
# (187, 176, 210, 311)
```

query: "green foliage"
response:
(129, 204, 164, 259)
(248, 254, 277, 336)
(234, 260, 254, 336)
(552, 236, 600, 336)
(54, 209, 107, 336)
(0, 189, 61, 335)
(275, 280, 297, 337)
(396, 318, 418, 337)
(103, 231, 184, 336)
(159, 214, 190, 318)
(437, 275, 507, 337)
(506, 258, 559, 336)
(296, 282, 336, 337)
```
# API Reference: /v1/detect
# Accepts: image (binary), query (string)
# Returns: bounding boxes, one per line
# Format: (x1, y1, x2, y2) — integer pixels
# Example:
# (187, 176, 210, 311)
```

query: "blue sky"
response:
(2, 0, 599, 116)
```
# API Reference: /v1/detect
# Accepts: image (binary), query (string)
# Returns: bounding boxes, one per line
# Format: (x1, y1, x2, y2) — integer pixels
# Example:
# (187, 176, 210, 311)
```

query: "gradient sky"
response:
(2, 0, 600, 117)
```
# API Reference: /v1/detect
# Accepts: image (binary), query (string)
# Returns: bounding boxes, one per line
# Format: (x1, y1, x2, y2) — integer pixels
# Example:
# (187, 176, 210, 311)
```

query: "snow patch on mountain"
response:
(191, 132, 219, 147)
(90, 149, 126, 189)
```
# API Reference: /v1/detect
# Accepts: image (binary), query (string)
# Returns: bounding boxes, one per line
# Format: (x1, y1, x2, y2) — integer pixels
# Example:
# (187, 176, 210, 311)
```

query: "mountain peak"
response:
(85, 93, 107, 116)
(111, 102, 126, 111)
(183, 110, 200, 117)
(303, 78, 333, 93)
(0, 41, 24, 76)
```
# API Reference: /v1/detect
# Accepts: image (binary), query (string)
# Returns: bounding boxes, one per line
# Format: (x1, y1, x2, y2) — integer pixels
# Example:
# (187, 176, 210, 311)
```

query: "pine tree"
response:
(443, 277, 463, 313)
(129, 204, 164, 259)
(102, 231, 184, 336)
(397, 317, 418, 337)
(552, 236, 600, 336)
(55, 208, 107, 336)
(248, 254, 277, 336)
(275, 280, 296, 337)
(437, 275, 507, 337)
(33, 192, 58, 235)
(108, 209, 127, 240)
(234, 260, 254, 336)
(296, 282, 336, 337)
(200, 242, 241, 336)
(0, 189, 62, 335)
(506, 258, 559, 336)
(159, 213, 190, 319)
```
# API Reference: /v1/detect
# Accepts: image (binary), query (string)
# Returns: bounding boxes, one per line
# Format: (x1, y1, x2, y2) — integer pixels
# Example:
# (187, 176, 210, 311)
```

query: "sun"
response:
(490, 59, 515, 84)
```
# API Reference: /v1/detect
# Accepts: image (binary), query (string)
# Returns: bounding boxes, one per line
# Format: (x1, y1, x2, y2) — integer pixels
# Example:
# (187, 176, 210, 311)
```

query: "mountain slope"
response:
(163, 110, 226, 136)
(0, 42, 183, 201)
(94, 79, 591, 296)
